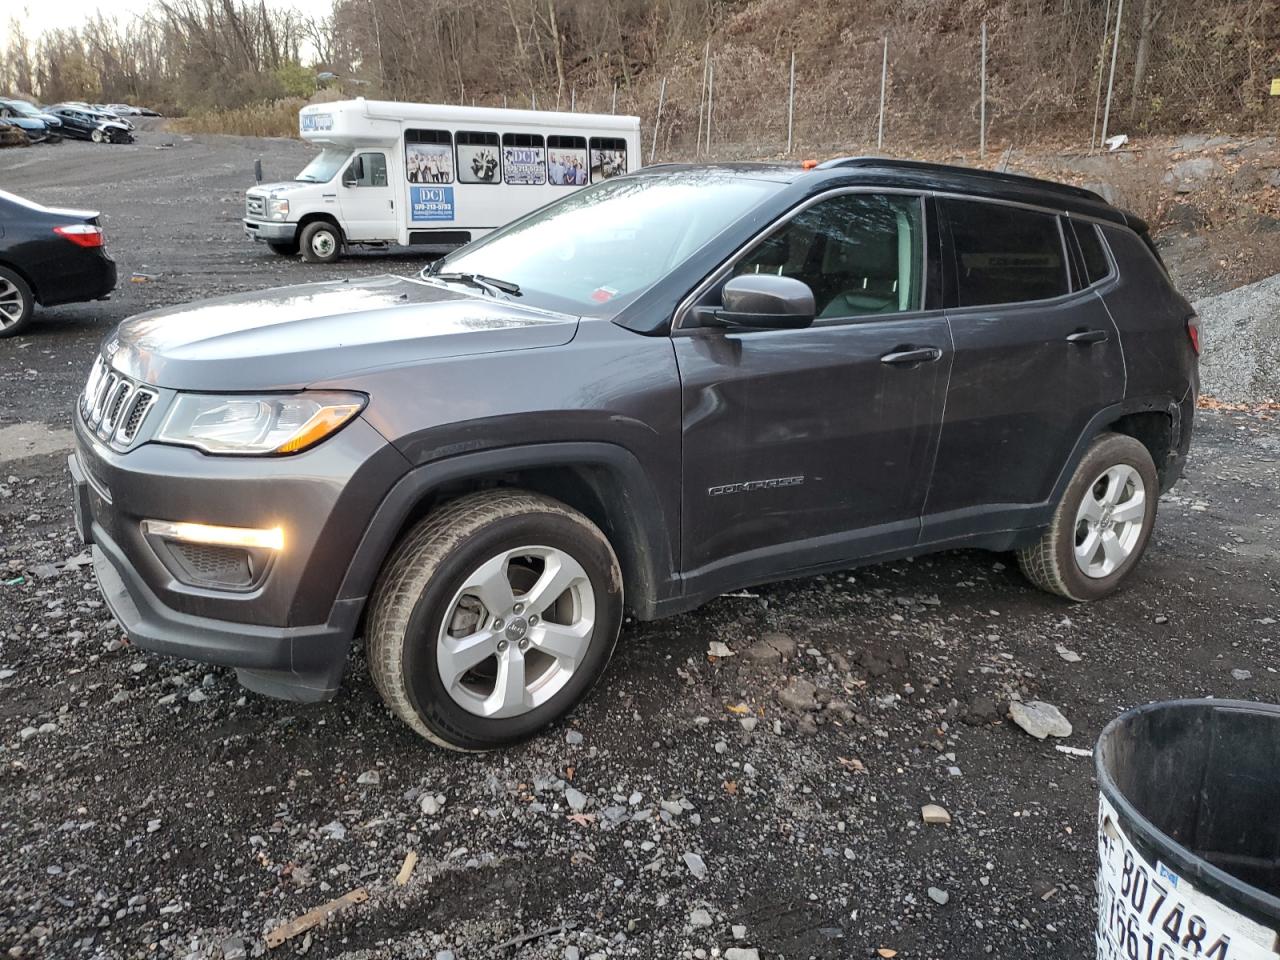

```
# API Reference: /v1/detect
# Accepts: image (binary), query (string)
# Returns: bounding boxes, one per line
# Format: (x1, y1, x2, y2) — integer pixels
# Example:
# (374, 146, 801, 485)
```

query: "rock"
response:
(186, 689, 207, 703)
(435, 951, 455, 960)
(689, 907, 712, 927)
(565, 787, 588, 812)
(0, 669, 15, 680)
(420, 794, 445, 816)
(742, 633, 796, 663)
(707, 641, 735, 658)
(725, 949, 760, 960)
(357, 770, 380, 785)
(1054, 643, 1081, 663)
(157, 693, 178, 706)
(319, 820, 347, 840)
(962, 696, 999, 725)
(1009, 700, 1073, 739)
(1232, 668, 1253, 681)
(37, 723, 56, 735)
(779, 678, 818, 712)
(920, 804, 951, 825)
(564, 948, 581, 960)
(565, 729, 584, 746)
(740, 716, 758, 733)
(682, 851, 707, 880)
(19, 726, 37, 741)
(732, 924, 748, 939)
(928, 886, 950, 906)
(220, 937, 247, 960)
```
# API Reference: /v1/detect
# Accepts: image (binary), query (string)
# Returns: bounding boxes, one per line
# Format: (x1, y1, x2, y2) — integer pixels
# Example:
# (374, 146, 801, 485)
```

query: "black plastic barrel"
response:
(1095, 699, 1280, 960)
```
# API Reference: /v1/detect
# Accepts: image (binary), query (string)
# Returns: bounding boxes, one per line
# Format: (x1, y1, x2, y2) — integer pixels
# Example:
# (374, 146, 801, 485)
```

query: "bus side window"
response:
(502, 132, 546, 185)
(456, 131, 501, 184)
(589, 137, 627, 182)
(547, 135, 588, 186)
(405, 129, 454, 184)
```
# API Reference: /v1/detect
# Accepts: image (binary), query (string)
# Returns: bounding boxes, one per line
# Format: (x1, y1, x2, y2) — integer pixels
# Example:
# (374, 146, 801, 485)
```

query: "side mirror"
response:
(343, 157, 363, 186)
(698, 274, 816, 330)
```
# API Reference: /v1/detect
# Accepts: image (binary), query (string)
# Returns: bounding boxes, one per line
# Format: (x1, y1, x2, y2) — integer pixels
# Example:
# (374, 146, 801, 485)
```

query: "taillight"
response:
(1186, 314, 1201, 356)
(53, 223, 104, 248)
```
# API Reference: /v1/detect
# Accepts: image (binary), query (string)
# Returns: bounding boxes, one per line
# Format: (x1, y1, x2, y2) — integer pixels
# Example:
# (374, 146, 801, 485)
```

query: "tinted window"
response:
(405, 129, 454, 184)
(734, 193, 924, 318)
(547, 135, 587, 186)
(589, 137, 627, 182)
(945, 199, 1068, 306)
(456, 131, 500, 184)
(502, 132, 545, 185)
(1072, 221, 1113, 284)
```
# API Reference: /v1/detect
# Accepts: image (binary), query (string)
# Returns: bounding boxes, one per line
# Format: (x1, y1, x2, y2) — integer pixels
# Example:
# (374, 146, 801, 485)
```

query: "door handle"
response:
(1066, 329, 1109, 345)
(880, 346, 942, 366)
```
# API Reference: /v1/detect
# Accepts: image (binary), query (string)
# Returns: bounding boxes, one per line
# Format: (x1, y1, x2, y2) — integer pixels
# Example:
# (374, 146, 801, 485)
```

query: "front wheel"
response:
(367, 490, 623, 750)
(90, 128, 104, 143)
(299, 221, 341, 263)
(1018, 432, 1159, 601)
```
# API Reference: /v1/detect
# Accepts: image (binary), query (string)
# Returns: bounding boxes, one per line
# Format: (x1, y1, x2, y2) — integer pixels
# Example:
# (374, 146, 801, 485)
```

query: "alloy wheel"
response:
(1073, 464, 1146, 578)
(436, 545, 596, 718)
(0, 278, 26, 329)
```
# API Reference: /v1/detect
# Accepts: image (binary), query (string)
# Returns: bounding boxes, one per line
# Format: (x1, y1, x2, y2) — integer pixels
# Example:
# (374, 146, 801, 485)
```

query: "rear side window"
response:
(1072, 221, 1113, 284)
(547, 135, 587, 185)
(455, 131, 500, 184)
(944, 199, 1069, 307)
(589, 137, 627, 182)
(502, 133, 546, 185)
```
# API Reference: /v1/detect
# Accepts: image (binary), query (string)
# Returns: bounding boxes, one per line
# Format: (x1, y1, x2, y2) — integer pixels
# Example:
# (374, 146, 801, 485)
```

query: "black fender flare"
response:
(332, 441, 678, 623)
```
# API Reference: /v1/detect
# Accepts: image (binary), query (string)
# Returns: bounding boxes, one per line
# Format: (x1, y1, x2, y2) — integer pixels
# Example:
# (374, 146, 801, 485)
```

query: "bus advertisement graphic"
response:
(503, 146, 546, 185)
(411, 186, 455, 221)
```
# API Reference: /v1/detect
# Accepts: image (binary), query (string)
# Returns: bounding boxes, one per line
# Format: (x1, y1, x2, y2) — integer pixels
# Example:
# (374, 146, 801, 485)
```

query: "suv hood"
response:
(105, 275, 580, 391)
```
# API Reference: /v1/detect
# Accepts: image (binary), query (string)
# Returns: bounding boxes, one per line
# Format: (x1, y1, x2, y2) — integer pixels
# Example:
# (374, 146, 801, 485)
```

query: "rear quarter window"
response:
(1072, 221, 1114, 284)
(943, 198, 1069, 307)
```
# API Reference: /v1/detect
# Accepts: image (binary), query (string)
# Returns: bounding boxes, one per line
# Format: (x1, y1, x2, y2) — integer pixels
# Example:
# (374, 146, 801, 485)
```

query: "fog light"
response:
(143, 520, 284, 551)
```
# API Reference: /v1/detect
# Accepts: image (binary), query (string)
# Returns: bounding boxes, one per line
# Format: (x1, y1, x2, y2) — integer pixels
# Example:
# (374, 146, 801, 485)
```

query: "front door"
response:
(338, 151, 394, 241)
(923, 197, 1125, 537)
(674, 191, 952, 588)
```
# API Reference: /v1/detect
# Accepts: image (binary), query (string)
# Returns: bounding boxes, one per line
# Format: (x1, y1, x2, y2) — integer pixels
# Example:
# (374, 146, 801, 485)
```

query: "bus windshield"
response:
(295, 148, 350, 183)
(424, 171, 779, 317)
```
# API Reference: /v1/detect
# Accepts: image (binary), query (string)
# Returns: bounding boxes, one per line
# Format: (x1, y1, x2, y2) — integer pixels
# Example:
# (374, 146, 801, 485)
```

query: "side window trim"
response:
(673, 187, 933, 334)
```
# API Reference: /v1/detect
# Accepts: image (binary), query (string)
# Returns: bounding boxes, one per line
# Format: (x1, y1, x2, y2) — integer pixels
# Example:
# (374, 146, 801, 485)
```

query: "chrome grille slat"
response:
(246, 195, 265, 218)
(79, 358, 159, 450)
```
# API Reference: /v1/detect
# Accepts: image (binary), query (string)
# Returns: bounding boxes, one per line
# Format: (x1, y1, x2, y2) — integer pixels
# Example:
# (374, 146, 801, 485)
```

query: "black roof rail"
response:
(815, 156, 1108, 206)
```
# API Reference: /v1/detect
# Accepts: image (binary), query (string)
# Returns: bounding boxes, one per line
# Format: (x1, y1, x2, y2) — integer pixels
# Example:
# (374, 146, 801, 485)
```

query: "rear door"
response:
(674, 190, 952, 582)
(923, 198, 1124, 537)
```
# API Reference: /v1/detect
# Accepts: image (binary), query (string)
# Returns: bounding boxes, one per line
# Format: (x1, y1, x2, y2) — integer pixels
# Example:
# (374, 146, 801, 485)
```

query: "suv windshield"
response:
(425, 171, 780, 316)
(296, 148, 350, 183)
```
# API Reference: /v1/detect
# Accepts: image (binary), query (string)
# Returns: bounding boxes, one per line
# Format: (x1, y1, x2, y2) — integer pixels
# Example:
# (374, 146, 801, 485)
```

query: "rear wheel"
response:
(1018, 432, 1159, 601)
(267, 239, 299, 256)
(299, 221, 341, 263)
(0, 267, 35, 338)
(368, 490, 623, 750)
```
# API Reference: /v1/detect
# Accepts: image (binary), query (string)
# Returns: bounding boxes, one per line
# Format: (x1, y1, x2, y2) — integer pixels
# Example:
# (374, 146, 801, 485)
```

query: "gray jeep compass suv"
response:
(70, 158, 1198, 750)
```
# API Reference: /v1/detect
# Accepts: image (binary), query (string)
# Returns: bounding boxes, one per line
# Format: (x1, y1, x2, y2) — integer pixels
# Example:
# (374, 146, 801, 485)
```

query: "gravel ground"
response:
(1195, 273, 1280, 403)
(1, 134, 1279, 960)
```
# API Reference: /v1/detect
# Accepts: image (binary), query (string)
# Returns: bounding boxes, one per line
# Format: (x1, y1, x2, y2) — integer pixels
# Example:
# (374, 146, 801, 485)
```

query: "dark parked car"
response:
(70, 159, 1198, 749)
(0, 189, 117, 336)
(0, 99, 61, 141)
(48, 105, 132, 143)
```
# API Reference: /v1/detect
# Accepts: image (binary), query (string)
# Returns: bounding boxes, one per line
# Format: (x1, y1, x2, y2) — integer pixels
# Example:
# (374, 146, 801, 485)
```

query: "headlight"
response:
(156, 392, 365, 455)
(268, 198, 290, 220)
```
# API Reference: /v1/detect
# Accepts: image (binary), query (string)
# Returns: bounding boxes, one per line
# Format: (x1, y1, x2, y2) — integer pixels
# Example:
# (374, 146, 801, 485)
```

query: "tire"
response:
(267, 239, 300, 256)
(90, 128, 104, 143)
(1018, 432, 1159, 602)
(0, 266, 35, 338)
(367, 490, 623, 750)
(299, 221, 341, 263)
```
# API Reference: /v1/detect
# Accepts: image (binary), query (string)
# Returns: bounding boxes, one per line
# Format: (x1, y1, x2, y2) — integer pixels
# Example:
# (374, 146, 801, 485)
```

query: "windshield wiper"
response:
(431, 271, 521, 297)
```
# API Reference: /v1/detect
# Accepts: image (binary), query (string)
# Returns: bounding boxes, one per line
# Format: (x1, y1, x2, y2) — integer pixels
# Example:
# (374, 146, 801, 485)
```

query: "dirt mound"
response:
(1195, 273, 1280, 404)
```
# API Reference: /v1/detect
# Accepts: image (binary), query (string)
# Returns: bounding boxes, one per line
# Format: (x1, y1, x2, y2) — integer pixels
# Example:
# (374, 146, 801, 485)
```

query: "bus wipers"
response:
(432, 271, 521, 297)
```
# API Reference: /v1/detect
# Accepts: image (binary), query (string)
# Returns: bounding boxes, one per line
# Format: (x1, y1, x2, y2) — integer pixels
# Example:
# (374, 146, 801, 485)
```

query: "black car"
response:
(48, 106, 133, 143)
(70, 159, 1197, 750)
(0, 189, 117, 336)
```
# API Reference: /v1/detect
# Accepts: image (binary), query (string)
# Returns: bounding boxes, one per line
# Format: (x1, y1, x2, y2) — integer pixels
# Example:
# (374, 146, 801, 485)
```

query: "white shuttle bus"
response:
(243, 98, 642, 263)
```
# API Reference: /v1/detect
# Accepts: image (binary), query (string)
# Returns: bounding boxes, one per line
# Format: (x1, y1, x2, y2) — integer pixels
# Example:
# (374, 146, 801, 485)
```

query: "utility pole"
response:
(706, 60, 715, 153)
(877, 37, 888, 151)
(980, 21, 987, 160)
(651, 76, 666, 163)
(1090, 0, 1115, 149)
(696, 41, 709, 156)
(786, 50, 796, 154)
(1099, 0, 1125, 148)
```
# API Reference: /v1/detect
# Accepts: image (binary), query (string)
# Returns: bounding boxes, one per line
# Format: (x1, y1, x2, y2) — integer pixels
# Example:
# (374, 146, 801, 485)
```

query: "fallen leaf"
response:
(723, 780, 738, 794)
(566, 813, 596, 827)
(878, 949, 898, 958)
(837, 756, 866, 774)
(726, 703, 751, 715)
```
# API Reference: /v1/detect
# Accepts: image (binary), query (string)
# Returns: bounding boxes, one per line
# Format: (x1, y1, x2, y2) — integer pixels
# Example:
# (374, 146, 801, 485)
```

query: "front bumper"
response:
(243, 219, 297, 242)
(70, 411, 408, 700)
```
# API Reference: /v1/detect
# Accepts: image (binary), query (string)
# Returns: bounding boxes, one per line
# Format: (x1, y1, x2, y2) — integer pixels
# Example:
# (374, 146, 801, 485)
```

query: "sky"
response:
(9, 0, 334, 41)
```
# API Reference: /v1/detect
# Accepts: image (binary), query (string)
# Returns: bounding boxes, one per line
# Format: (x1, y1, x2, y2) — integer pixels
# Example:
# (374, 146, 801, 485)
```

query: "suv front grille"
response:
(81, 355, 159, 448)
(246, 195, 265, 218)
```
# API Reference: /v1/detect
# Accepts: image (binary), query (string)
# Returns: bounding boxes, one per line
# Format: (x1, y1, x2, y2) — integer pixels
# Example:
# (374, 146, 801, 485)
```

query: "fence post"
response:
(706, 60, 715, 153)
(979, 21, 987, 160)
(532, 91, 538, 110)
(651, 76, 667, 163)
(696, 40, 710, 156)
(786, 50, 796, 154)
(1099, 0, 1125, 148)
(571, 86, 576, 111)
(611, 83, 617, 114)
(502, 94, 508, 109)
(1091, 0, 1116, 150)
(877, 36, 888, 151)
